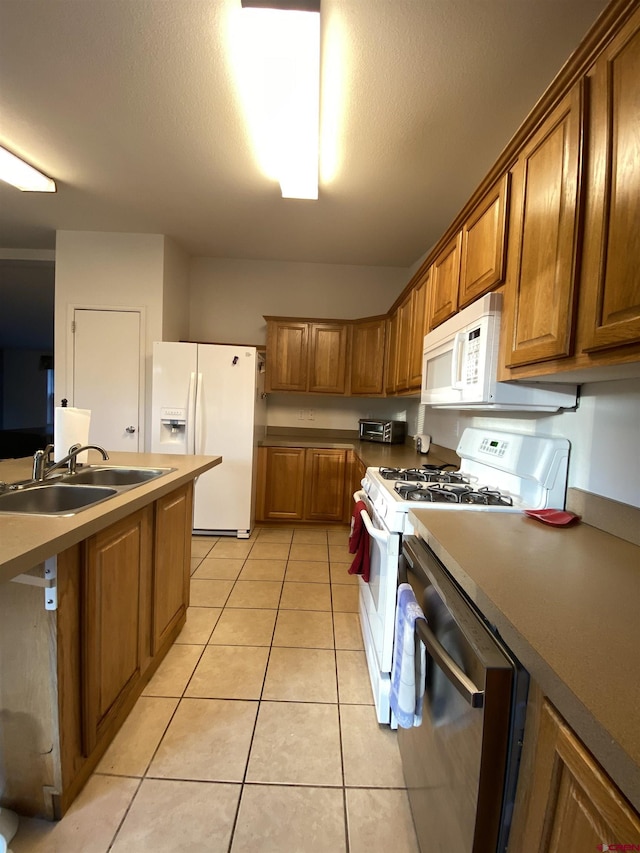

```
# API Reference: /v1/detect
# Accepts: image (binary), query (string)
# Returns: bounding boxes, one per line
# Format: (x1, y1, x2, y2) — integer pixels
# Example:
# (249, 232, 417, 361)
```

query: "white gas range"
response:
(354, 427, 570, 725)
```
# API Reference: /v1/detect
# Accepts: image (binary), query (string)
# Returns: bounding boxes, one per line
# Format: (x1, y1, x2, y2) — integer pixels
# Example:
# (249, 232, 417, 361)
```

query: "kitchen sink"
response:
(63, 465, 173, 487)
(0, 484, 118, 516)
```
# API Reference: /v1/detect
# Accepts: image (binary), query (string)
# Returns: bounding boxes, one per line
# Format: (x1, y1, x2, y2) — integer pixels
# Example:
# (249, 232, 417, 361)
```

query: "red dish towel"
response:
(348, 500, 370, 583)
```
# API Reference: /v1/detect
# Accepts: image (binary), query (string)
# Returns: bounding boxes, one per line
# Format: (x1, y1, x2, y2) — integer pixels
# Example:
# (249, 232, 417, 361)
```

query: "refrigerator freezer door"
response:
(193, 345, 257, 534)
(151, 342, 198, 454)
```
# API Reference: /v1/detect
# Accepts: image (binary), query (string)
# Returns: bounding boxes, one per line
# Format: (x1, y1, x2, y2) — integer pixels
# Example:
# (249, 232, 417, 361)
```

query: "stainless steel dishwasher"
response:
(399, 535, 528, 853)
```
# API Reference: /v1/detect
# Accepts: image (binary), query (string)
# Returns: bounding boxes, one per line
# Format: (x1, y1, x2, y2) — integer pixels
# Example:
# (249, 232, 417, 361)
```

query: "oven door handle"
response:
(415, 617, 485, 708)
(352, 491, 390, 544)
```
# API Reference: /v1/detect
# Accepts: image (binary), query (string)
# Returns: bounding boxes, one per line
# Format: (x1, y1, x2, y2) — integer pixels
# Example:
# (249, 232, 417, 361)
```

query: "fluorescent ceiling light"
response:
(236, 3, 320, 200)
(0, 146, 56, 192)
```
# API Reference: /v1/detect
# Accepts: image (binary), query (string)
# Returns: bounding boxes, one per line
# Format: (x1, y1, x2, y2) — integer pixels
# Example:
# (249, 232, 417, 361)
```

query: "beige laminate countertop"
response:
(408, 508, 640, 811)
(0, 451, 220, 584)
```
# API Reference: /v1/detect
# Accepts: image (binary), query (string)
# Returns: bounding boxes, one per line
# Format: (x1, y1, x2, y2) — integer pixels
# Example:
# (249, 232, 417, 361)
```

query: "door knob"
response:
(126, 426, 136, 433)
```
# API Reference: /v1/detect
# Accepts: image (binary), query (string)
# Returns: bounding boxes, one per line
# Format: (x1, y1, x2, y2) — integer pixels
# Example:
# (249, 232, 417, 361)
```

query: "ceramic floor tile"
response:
(272, 609, 334, 649)
(189, 578, 234, 607)
(148, 698, 258, 782)
(248, 541, 291, 560)
(340, 704, 405, 787)
(225, 580, 282, 609)
(330, 562, 358, 585)
(185, 645, 269, 700)
(263, 647, 337, 703)
(110, 779, 240, 853)
(96, 696, 178, 776)
(255, 528, 294, 543)
(209, 607, 277, 647)
(327, 527, 350, 544)
(142, 644, 203, 697)
(285, 559, 330, 583)
(190, 556, 203, 575)
(279, 581, 332, 611)
(345, 788, 419, 853)
(231, 784, 346, 853)
(209, 539, 253, 559)
(329, 543, 353, 563)
(11, 774, 139, 853)
(331, 584, 360, 613)
(192, 557, 244, 580)
(239, 559, 287, 581)
(333, 612, 364, 650)
(175, 606, 222, 645)
(289, 543, 329, 562)
(336, 650, 374, 704)
(191, 539, 218, 559)
(246, 701, 342, 786)
(292, 529, 328, 544)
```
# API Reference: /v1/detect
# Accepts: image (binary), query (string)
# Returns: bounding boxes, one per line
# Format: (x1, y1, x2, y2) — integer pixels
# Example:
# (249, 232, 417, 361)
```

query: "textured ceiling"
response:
(0, 0, 610, 267)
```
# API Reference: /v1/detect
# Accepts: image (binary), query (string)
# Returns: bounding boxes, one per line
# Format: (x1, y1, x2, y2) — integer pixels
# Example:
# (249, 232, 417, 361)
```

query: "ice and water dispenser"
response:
(158, 407, 188, 449)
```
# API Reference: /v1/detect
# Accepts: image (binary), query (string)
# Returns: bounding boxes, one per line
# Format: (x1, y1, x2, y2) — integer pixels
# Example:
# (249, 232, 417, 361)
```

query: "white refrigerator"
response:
(150, 342, 266, 538)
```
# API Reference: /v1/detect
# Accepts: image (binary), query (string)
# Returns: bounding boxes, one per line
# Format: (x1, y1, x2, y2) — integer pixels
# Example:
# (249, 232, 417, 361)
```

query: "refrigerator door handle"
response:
(194, 372, 204, 454)
(186, 371, 197, 454)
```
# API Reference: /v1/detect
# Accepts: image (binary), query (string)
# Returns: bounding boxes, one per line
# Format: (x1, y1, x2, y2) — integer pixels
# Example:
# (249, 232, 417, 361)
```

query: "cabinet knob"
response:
(126, 426, 136, 434)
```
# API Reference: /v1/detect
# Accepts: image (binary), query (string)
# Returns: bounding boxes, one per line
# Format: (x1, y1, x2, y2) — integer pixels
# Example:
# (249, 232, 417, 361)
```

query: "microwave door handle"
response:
(415, 617, 484, 708)
(451, 331, 466, 389)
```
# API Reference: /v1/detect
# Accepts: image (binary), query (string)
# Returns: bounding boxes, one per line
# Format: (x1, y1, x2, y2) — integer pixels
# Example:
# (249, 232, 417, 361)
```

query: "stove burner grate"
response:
(394, 481, 514, 506)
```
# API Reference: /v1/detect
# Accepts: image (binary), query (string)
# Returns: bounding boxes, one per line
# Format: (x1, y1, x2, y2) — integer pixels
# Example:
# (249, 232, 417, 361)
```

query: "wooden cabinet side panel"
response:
(308, 323, 349, 394)
(152, 483, 193, 655)
(459, 173, 510, 307)
(303, 449, 347, 522)
(506, 84, 584, 367)
(266, 321, 309, 392)
(351, 318, 386, 396)
(408, 273, 429, 389)
(429, 232, 462, 329)
(262, 447, 306, 519)
(395, 298, 413, 391)
(385, 313, 399, 394)
(581, 9, 640, 351)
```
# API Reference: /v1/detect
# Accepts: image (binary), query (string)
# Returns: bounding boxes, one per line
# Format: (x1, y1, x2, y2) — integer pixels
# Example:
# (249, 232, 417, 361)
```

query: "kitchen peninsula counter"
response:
(408, 508, 640, 812)
(0, 451, 220, 585)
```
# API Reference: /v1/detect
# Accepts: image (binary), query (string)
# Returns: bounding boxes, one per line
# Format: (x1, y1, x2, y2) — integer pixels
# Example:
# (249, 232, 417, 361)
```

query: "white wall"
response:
(420, 378, 640, 507)
(266, 394, 420, 431)
(162, 238, 190, 341)
(189, 257, 408, 345)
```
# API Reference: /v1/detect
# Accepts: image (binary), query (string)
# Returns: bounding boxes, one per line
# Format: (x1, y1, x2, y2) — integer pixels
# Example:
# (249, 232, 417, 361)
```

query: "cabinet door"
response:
(429, 232, 462, 329)
(258, 447, 306, 520)
(308, 322, 349, 394)
(581, 7, 640, 352)
(514, 698, 640, 851)
(265, 320, 309, 392)
(304, 448, 347, 522)
(152, 483, 193, 656)
(459, 174, 510, 308)
(82, 507, 152, 754)
(385, 311, 399, 394)
(394, 296, 413, 391)
(408, 270, 430, 389)
(506, 83, 584, 367)
(350, 317, 386, 396)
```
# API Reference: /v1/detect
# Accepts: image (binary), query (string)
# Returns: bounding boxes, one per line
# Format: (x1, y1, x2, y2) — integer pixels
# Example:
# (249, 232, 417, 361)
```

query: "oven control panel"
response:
(479, 437, 508, 458)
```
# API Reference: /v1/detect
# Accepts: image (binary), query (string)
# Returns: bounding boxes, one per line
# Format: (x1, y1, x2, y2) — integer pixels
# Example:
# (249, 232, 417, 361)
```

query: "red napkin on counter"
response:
(348, 500, 370, 583)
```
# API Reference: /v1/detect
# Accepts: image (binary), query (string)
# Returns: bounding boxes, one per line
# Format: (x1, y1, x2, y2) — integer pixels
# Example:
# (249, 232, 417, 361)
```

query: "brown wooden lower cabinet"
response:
(256, 446, 350, 523)
(0, 483, 194, 820)
(509, 683, 640, 852)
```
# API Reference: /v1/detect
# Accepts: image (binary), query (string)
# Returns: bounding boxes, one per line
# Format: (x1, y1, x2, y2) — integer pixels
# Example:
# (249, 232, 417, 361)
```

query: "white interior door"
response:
(72, 308, 142, 452)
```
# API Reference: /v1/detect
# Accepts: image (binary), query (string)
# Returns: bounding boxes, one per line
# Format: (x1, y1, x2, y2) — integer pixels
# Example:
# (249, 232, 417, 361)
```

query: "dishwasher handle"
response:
(415, 616, 484, 709)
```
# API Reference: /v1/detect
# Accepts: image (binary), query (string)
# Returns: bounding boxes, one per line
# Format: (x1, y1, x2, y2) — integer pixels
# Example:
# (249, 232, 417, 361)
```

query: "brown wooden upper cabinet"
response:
(408, 268, 430, 389)
(429, 232, 462, 330)
(580, 5, 640, 353)
(394, 294, 413, 391)
(459, 173, 510, 308)
(385, 310, 399, 395)
(504, 82, 584, 368)
(350, 316, 386, 396)
(265, 318, 349, 394)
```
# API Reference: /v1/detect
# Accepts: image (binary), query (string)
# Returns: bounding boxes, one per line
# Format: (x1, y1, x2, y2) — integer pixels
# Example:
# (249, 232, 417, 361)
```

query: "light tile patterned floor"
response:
(11, 527, 419, 853)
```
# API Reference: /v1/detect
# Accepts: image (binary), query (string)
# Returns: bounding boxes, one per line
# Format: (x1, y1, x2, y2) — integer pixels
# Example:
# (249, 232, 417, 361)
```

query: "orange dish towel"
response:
(348, 500, 370, 583)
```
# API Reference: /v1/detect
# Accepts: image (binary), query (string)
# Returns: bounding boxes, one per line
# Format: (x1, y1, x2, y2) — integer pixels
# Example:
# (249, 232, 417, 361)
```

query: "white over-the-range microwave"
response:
(421, 292, 577, 411)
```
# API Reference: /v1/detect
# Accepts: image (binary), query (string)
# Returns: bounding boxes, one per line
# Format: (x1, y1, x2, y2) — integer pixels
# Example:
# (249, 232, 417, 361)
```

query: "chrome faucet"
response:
(33, 443, 109, 480)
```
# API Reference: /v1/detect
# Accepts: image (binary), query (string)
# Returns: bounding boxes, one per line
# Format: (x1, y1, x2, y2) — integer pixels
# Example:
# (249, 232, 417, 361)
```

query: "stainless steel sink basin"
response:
(63, 466, 173, 487)
(0, 484, 118, 516)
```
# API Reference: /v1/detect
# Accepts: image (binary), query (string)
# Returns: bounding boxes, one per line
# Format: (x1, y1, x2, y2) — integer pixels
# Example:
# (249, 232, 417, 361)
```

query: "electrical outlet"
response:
(308, 409, 315, 420)
(298, 409, 305, 420)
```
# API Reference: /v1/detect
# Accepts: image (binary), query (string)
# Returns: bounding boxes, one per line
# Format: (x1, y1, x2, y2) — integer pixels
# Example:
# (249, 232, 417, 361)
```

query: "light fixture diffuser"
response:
(0, 146, 56, 192)
(236, 1, 320, 200)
